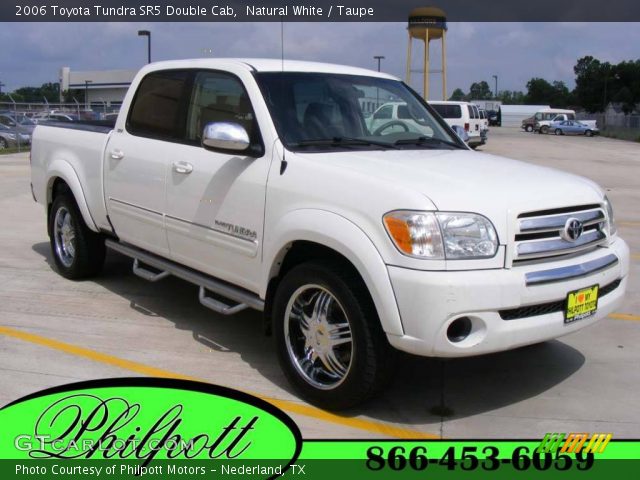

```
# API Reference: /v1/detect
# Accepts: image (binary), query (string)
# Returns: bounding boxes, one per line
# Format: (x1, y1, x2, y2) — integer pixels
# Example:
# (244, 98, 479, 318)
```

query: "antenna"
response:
(279, 16, 287, 174)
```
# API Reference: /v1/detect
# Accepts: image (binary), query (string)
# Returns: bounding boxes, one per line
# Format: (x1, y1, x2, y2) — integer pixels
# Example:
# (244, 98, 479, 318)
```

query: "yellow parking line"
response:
(609, 313, 640, 322)
(0, 326, 436, 439)
(631, 254, 640, 260)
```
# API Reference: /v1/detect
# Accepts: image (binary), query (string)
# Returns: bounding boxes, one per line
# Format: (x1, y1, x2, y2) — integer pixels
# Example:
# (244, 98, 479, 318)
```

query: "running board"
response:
(105, 239, 263, 315)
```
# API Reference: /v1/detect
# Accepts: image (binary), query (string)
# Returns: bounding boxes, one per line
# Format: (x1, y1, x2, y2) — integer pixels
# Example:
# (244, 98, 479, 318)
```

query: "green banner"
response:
(0, 378, 637, 479)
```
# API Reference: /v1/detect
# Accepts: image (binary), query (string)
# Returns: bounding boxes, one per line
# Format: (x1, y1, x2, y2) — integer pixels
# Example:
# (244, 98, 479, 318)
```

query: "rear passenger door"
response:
(104, 69, 190, 257)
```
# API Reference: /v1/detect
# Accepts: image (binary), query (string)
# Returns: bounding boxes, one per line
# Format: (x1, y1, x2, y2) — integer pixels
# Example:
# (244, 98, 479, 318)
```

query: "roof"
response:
(428, 100, 471, 105)
(142, 58, 398, 80)
(499, 104, 549, 114)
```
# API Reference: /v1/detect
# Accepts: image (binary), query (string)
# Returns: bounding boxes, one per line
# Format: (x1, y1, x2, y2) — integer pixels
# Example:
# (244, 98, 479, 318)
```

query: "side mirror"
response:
(451, 125, 469, 143)
(202, 122, 250, 152)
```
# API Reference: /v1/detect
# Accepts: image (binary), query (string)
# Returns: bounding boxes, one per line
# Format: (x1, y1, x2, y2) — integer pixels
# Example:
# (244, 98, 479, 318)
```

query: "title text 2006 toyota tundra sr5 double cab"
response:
(31, 60, 629, 409)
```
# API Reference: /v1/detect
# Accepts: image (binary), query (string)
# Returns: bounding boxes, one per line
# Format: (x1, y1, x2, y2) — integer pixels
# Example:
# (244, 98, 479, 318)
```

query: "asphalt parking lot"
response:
(0, 127, 638, 439)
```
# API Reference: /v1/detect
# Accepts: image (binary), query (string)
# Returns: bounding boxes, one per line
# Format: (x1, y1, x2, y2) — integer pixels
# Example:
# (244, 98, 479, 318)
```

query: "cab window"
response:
(185, 71, 256, 144)
(127, 70, 190, 140)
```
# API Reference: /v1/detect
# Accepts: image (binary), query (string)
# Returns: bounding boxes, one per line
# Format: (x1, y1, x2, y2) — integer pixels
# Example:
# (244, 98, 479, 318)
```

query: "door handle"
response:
(172, 161, 193, 174)
(110, 149, 124, 160)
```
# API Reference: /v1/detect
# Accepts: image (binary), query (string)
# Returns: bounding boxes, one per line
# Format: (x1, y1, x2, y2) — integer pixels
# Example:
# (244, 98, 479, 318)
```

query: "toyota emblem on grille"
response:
(561, 218, 584, 242)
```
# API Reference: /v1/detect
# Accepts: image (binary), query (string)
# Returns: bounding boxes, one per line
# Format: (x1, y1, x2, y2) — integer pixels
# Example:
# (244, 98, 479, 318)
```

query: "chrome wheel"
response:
(53, 206, 76, 267)
(284, 285, 353, 390)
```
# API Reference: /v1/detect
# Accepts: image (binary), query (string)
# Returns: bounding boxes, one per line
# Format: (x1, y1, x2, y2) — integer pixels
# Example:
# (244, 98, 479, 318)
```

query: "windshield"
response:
(255, 72, 464, 151)
(17, 115, 35, 125)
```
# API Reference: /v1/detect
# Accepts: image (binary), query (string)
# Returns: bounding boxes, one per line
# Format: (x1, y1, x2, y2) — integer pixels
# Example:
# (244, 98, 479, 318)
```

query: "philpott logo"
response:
(0, 378, 301, 477)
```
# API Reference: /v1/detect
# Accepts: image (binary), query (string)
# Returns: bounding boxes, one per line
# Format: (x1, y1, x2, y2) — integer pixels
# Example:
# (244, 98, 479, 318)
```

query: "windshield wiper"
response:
(293, 137, 399, 149)
(394, 136, 466, 149)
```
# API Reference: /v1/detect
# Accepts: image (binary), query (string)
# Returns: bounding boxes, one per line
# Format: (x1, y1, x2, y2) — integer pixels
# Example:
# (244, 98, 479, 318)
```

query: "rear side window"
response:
(431, 104, 462, 119)
(468, 105, 479, 119)
(128, 70, 190, 140)
(374, 105, 393, 120)
(397, 105, 411, 119)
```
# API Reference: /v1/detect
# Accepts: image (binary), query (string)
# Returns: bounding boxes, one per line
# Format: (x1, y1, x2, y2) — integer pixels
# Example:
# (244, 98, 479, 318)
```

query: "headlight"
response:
(383, 211, 498, 259)
(603, 195, 617, 236)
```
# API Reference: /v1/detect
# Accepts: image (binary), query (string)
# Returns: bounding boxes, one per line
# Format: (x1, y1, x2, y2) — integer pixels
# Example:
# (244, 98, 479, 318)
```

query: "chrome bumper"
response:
(525, 253, 618, 286)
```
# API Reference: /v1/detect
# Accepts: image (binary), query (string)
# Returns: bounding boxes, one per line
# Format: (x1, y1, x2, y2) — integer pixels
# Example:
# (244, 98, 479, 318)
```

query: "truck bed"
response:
(30, 122, 114, 233)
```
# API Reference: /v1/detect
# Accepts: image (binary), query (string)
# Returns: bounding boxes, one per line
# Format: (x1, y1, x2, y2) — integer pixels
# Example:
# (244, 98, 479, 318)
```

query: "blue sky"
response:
(1, 22, 639, 98)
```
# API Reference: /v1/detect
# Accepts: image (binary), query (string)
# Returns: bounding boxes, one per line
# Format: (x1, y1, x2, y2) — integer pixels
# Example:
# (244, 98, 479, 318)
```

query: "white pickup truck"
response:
(536, 114, 598, 134)
(31, 59, 629, 409)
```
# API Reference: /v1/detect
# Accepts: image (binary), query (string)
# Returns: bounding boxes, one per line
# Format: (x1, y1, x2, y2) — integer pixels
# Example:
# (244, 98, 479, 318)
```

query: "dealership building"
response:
(59, 67, 136, 107)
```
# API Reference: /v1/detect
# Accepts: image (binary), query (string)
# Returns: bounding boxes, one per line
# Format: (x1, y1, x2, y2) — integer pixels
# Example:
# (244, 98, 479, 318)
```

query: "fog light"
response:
(447, 317, 472, 343)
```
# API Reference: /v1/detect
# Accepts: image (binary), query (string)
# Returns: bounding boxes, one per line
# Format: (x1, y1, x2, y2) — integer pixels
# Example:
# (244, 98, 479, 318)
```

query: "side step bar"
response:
(105, 239, 264, 315)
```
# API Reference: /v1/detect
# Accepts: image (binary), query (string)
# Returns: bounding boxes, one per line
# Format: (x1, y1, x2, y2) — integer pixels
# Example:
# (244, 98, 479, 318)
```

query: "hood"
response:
(294, 149, 604, 242)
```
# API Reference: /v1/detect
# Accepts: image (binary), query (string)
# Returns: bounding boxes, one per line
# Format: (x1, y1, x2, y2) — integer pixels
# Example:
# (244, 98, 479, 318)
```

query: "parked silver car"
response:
(0, 123, 31, 149)
(0, 114, 35, 136)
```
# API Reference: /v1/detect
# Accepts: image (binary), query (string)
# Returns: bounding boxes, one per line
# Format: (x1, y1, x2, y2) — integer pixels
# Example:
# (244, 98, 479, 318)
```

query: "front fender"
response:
(46, 159, 98, 232)
(262, 209, 404, 336)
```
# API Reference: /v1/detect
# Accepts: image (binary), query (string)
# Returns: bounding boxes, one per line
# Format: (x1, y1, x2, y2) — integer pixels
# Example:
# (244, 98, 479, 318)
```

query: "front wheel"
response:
(273, 262, 394, 409)
(525, 125, 533, 132)
(555, 129, 563, 135)
(540, 125, 549, 134)
(48, 194, 106, 279)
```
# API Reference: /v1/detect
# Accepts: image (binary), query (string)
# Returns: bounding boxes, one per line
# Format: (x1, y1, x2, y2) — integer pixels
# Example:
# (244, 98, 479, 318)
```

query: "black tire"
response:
(525, 125, 533, 132)
(540, 125, 549, 134)
(0, 138, 8, 149)
(48, 193, 105, 279)
(273, 261, 395, 409)
(555, 129, 563, 136)
(585, 130, 593, 137)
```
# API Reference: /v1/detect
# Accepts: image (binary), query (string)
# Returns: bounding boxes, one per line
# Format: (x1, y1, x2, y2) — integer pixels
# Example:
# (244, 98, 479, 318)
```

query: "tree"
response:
(498, 90, 525, 105)
(12, 82, 61, 103)
(573, 56, 610, 113)
(468, 81, 492, 100)
(449, 88, 466, 101)
(525, 78, 553, 105)
(612, 60, 640, 114)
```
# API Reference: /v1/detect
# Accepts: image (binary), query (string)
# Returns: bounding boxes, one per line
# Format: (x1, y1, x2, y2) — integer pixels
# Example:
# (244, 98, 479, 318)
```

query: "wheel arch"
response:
(46, 160, 98, 232)
(262, 210, 404, 338)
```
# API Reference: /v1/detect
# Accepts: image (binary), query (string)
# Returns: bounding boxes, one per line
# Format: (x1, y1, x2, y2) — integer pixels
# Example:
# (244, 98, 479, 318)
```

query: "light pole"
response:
(373, 56, 385, 111)
(0, 80, 5, 96)
(373, 55, 385, 72)
(84, 80, 92, 110)
(492, 75, 498, 98)
(138, 30, 151, 64)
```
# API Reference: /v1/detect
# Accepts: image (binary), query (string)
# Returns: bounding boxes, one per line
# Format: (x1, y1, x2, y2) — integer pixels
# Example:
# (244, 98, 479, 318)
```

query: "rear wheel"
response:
(540, 125, 549, 134)
(273, 261, 395, 409)
(48, 194, 105, 279)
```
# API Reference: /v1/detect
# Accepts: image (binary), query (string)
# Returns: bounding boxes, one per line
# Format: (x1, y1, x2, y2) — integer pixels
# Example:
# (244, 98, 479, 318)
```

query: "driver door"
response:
(164, 70, 270, 292)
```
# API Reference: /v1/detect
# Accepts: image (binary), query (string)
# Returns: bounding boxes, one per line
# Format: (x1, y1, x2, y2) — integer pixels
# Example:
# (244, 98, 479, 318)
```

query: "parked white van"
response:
(429, 101, 484, 148)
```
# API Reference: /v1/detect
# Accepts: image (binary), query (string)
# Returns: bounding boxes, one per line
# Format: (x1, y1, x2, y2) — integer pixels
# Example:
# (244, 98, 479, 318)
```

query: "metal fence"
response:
(0, 100, 121, 153)
(578, 112, 640, 129)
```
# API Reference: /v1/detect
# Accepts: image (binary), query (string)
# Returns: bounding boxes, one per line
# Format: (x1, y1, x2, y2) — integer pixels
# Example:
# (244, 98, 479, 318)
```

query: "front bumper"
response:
(385, 238, 629, 357)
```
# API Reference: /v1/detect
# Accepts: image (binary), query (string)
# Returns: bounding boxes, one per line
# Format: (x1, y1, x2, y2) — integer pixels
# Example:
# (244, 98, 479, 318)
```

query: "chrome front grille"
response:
(514, 204, 608, 262)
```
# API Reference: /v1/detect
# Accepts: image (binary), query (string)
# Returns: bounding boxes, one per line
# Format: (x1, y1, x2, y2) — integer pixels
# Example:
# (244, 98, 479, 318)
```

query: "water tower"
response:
(406, 7, 447, 100)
